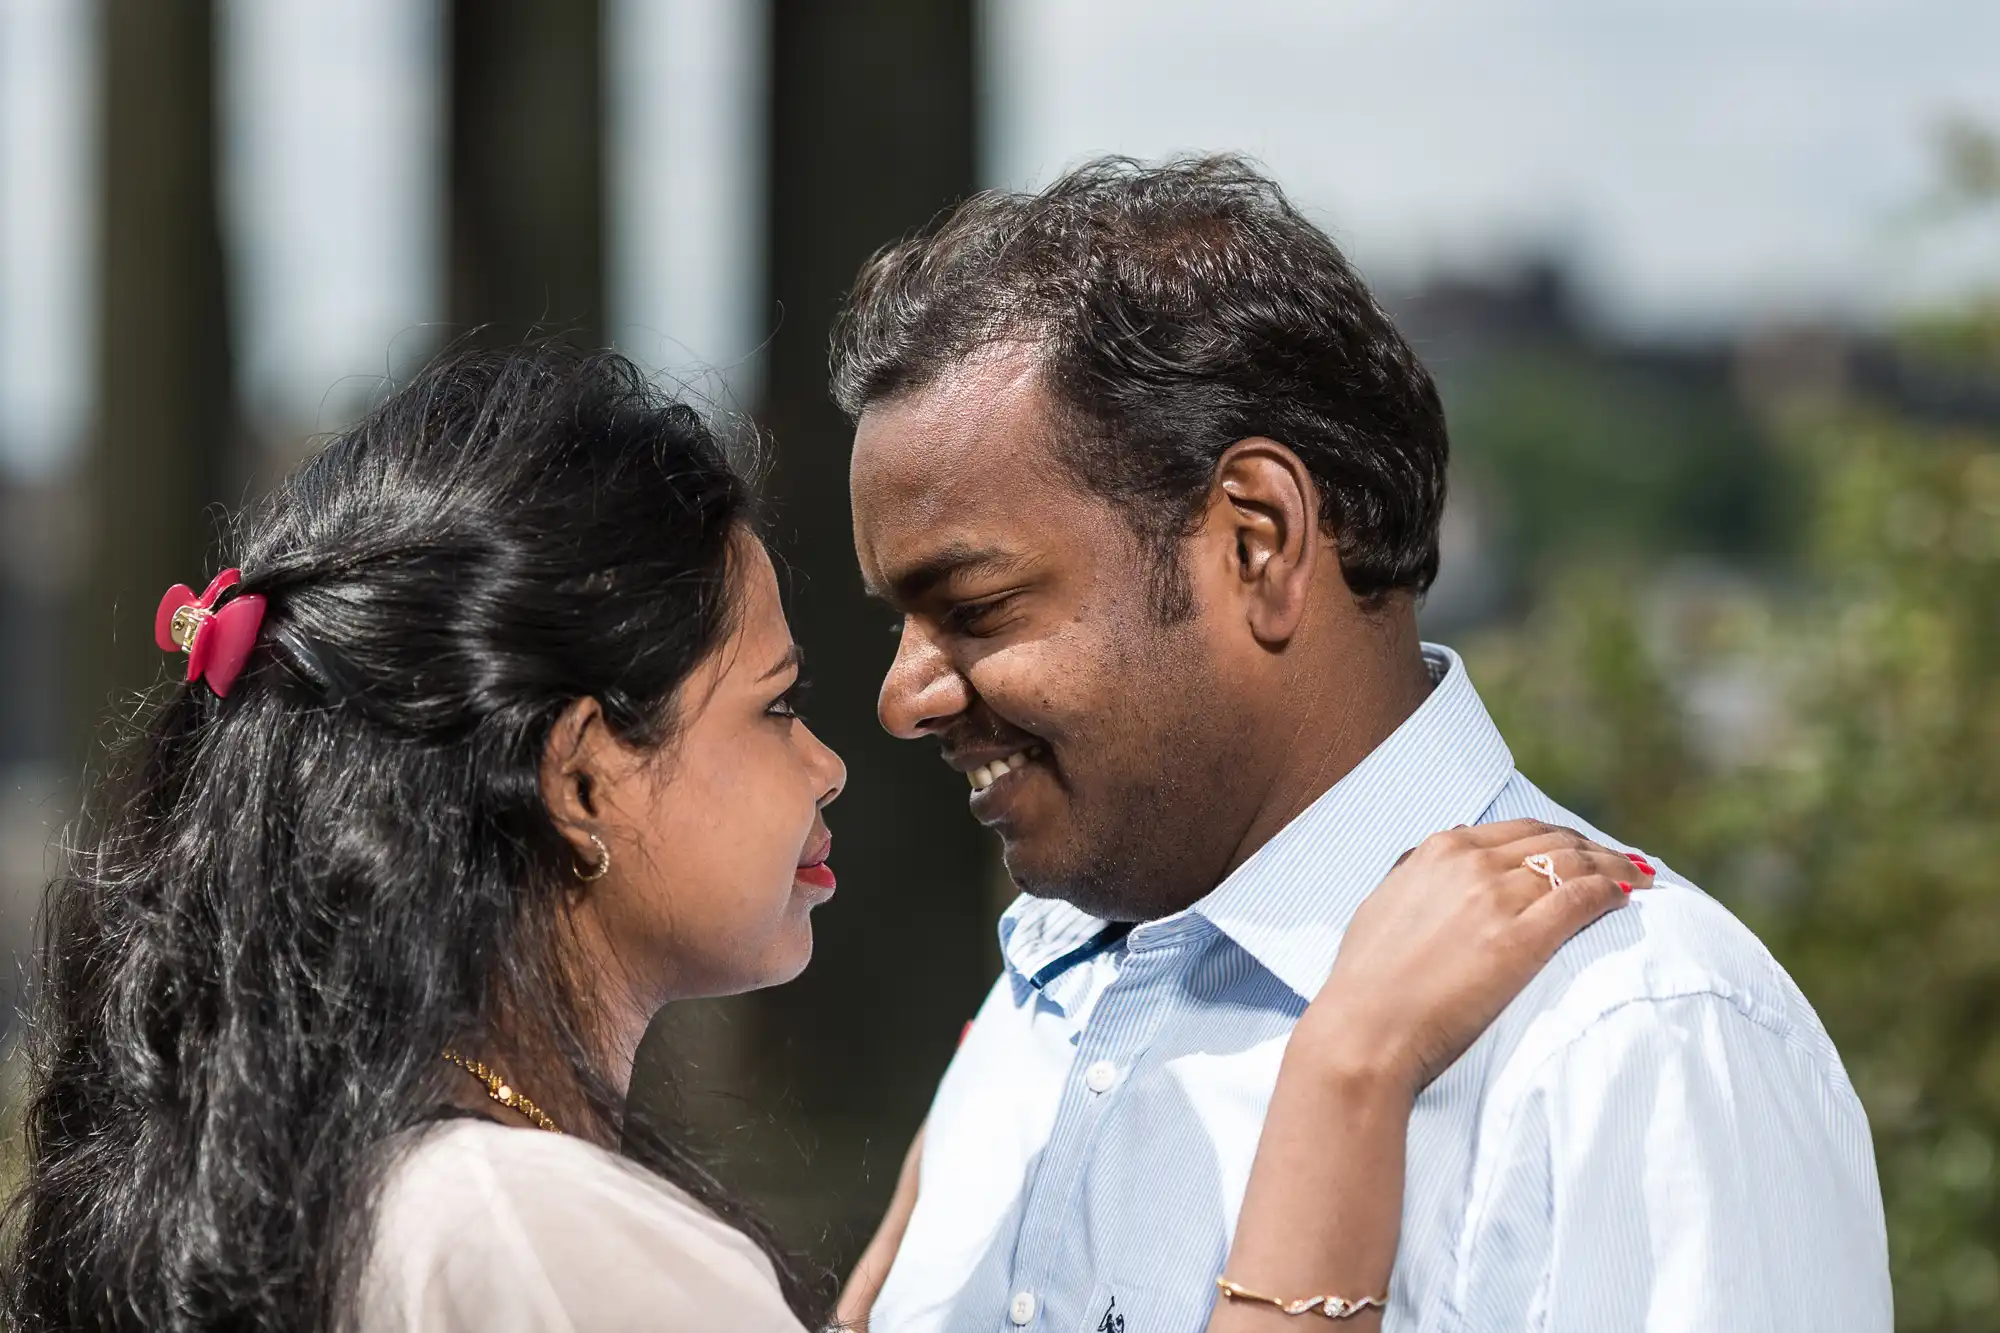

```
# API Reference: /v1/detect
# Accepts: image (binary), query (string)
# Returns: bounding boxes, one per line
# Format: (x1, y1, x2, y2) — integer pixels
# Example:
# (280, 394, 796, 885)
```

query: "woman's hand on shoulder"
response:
(1295, 819, 1652, 1099)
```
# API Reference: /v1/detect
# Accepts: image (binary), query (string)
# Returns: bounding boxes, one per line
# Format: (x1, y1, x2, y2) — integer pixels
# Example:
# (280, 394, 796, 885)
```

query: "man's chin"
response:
(997, 837, 1079, 904)
(1000, 839, 1137, 920)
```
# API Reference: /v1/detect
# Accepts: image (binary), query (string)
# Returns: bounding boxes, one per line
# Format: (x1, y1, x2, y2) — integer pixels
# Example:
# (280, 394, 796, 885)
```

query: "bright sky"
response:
(222, 0, 442, 431)
(0, 0, 91, 479)
(987, 0, 2000, 329)
(3, 0, 1998, 478)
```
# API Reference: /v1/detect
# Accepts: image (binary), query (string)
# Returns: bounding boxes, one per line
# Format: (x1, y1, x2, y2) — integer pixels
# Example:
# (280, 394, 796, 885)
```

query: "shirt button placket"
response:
(1006, 943, 1177, 1333)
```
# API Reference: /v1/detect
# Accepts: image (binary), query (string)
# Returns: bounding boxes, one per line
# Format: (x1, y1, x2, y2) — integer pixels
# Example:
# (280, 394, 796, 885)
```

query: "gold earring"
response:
(574, 833, 610, 882)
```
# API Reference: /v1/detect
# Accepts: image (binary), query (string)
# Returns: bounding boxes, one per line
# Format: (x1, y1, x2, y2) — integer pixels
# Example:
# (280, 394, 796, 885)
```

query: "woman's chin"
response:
(665, 921, 815, 1000)
(759, 919, 816, 989)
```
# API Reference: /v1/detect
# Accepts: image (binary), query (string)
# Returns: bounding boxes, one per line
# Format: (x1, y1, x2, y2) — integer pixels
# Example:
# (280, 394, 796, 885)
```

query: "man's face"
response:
(849, 351, 1264, 921)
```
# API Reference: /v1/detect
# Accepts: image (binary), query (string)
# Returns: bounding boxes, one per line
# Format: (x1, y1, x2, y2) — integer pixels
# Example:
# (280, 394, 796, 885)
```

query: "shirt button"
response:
(1084, 1060, 1119, 1094)
(1009, 1290, 1037, 1324)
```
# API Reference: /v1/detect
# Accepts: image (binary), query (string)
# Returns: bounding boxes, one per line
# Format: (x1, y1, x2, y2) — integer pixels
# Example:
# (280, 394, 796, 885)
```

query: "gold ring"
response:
(1522, 852, 1562, 890)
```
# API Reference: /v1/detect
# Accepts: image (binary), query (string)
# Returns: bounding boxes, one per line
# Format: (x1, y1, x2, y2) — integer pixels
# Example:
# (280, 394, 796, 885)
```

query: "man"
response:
(837, 156, 1890, 1332)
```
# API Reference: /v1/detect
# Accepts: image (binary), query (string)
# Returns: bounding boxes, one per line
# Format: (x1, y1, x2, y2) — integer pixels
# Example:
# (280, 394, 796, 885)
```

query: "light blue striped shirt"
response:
(871, 645, 1890, 1333)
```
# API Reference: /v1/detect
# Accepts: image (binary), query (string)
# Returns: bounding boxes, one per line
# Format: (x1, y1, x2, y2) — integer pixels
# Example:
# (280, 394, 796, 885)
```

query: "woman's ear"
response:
(1208, 437, 1322, 647)
(540, 697, 613, 859)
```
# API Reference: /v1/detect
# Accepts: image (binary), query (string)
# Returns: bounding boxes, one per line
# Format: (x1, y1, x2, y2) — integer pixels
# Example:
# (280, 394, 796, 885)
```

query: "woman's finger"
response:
(1495, 830, 1651, 882)
(1519, 871, 1633, 955)
(1470, 842, 1647, 918)
(1435, 817, 1568, 851)
(1506, 843, 1655, 891)
(1495, 828, 1654, 880)
(1498, 826, 1607, 859)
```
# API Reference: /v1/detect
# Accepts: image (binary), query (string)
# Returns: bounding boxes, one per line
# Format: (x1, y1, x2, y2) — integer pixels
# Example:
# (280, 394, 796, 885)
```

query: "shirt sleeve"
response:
(1451, 992, 1891, 1333)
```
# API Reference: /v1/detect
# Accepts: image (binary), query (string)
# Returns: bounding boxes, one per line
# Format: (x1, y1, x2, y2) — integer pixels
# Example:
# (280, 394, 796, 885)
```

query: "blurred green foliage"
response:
(1467, 312, 2000, 1328)
(1446, 346, 1795, 585)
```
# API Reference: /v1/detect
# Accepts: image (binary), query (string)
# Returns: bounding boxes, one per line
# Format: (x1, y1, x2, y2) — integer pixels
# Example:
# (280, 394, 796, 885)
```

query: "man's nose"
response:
(878, 619, 971, 740)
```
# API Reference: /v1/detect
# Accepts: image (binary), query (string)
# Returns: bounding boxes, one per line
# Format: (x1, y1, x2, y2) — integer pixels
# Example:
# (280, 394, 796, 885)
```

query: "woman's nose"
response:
(805, 721, 847, 807)
(877, 620, 970, 740)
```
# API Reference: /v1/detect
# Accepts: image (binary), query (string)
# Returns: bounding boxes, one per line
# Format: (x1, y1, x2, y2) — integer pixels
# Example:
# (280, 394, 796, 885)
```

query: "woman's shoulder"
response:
(375, 1116, 714, 1226)
(362, 1119, 805, 1333)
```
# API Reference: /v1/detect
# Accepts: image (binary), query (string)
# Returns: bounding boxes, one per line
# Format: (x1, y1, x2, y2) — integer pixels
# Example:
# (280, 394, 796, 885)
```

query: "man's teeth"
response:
(968, 747, 1039, 793)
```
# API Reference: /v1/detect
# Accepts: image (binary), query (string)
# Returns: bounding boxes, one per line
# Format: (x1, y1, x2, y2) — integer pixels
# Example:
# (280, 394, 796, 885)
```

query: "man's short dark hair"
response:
(830, 154, 1449, 614)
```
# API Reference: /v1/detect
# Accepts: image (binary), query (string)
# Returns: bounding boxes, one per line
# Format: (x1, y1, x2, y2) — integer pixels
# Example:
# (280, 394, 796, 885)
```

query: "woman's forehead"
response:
(722, 543, 794, 668)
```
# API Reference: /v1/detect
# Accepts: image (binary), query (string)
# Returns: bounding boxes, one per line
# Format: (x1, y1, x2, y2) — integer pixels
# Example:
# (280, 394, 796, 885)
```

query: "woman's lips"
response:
(796, 833, 835, 895)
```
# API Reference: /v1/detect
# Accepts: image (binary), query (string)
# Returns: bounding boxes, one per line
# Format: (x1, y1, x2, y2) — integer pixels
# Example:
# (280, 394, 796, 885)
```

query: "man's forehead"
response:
(850, 350, 1080, 590)
(861, 537, 1038, 602)
(851, 350, 1049, 491)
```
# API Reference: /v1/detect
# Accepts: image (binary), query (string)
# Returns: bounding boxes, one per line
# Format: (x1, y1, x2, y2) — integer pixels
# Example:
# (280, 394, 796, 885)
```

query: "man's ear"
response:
(540, 696, 613, 861)
(1204, 437, 1322, 647)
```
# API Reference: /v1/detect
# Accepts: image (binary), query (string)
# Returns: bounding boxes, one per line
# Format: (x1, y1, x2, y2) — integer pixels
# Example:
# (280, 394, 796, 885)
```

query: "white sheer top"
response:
(362, 1119, 808, 1332)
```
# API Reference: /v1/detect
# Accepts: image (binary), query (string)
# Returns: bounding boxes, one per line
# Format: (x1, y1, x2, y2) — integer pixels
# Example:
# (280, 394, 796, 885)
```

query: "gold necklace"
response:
(442, 1050, 564, 1134)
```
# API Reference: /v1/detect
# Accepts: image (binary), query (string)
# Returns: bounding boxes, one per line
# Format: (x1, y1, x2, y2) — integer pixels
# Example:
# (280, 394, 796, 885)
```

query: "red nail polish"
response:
(1619, 881, 1633, 894)
(1626, 853, 1655, 875)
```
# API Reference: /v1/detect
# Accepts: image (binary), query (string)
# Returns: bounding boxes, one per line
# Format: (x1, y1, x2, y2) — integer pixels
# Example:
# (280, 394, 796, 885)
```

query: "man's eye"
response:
(942, 594, 1015, 636)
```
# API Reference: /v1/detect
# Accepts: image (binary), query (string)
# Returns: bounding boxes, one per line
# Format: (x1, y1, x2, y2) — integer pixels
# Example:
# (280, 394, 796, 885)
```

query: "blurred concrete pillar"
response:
(753, 0, 984, 1246)
(77, 0, 235, 753)
(447, 0, 605, 345)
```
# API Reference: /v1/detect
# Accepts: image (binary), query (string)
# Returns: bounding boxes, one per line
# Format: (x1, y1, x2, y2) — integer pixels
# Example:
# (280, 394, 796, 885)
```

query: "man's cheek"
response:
(978, 664, 1062, 734)
(1033, 651, 1111, 733)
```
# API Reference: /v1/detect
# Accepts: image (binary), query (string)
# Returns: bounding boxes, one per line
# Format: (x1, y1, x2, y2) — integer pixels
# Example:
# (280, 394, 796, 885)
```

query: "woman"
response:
(0, 347, 1647, 1331)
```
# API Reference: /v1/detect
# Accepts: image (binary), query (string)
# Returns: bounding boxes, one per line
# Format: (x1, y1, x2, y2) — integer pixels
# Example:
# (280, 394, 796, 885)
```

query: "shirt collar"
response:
(998, 644, 1515, 1005)
(1189, 644, 1514, 999)
(997, 895, 1113, 1012)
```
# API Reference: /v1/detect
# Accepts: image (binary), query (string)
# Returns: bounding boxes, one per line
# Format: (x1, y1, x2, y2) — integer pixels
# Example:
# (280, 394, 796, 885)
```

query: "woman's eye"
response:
(767, 679, 809, 719)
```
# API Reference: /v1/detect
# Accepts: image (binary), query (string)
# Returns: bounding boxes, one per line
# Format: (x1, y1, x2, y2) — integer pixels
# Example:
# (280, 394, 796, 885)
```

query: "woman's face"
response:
(559, 538, 846, 1017)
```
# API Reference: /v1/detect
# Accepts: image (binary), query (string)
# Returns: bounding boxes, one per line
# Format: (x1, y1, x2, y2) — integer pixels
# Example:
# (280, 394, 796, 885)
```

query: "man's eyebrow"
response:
(864, 543, 1029, 603)
(758, 643, 804, 681)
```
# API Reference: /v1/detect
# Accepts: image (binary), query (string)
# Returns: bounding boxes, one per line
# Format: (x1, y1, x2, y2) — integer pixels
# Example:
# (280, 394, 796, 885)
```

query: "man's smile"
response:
(965, 743, 1042, 793)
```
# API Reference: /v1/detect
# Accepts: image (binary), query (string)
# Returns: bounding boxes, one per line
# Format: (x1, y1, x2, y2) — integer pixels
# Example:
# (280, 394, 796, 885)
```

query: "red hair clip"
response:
(154, 569, 266, 698)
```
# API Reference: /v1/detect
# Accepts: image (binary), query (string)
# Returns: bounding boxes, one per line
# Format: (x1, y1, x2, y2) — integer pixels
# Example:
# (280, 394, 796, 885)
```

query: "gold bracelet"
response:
(1216, 1277, 1388, 1319)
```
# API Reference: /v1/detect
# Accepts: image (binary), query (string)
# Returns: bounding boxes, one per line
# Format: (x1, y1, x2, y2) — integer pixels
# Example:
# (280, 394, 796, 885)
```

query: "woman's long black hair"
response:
(1, 347, 814, 1330)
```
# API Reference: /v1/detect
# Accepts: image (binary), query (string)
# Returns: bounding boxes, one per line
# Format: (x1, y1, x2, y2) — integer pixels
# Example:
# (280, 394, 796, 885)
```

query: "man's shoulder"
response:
(1540, 879, 1810, 1047)
(1457, 873, 1871, 1179)
(1479, 778, 1844, 1082)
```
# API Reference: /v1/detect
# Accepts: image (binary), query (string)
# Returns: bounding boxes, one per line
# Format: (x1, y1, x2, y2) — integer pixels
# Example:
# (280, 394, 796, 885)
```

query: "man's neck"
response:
(1220, 610, 1436, 881)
